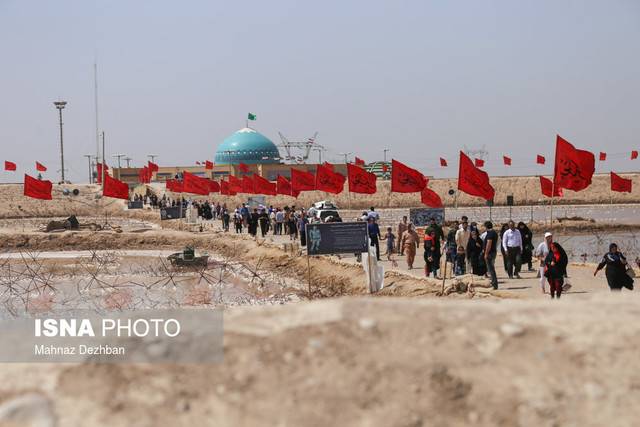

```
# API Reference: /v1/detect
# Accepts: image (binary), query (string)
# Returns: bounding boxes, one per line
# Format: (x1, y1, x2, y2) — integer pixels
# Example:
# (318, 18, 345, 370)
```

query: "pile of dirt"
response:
(0, 184, 126, 219)
(2, 296, 639, 426)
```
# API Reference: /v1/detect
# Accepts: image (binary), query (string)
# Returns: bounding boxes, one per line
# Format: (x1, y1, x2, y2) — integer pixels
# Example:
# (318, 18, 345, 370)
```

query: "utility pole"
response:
(53, 101, 67, 183)
(383, 148, 390, 163)
(101, 131, 106, 189)
(147, 154, 159, 164)
(112, 154, 126, 169)
(339, 152, 353, 164)
(124, 157, 132, 168)
(83, 155, 93, 183)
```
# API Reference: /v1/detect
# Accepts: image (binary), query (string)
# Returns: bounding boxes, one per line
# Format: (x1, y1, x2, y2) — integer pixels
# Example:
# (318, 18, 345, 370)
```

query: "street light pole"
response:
(83, 155, 93, 183)
(53, 101, 67, 183)
(147, 154, 159, 164)
(112, 154, 126, 169)
(383, 148, 390, 163)
(124, 157, 132, 168)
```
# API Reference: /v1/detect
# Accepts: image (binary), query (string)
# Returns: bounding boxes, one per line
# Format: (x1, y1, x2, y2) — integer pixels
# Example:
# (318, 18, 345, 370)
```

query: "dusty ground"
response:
(1, 296, 640, 426)
(1, 184, 639, 426)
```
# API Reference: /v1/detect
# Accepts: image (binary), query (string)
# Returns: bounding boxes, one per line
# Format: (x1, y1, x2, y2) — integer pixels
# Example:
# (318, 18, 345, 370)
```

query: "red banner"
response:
(611, 172, 632, 193)
(228, 175, 243, 193)
(97, 163, 109, 184)
(238, 163, 250, 173)
(539, 176, 563, 198)
(347, 163, 376, 194)
(207, 179, 220, 193)
(632, 151, 638, 160)
(241, 175, 255, 194)
(291, 169, 316, 192)
(103, 174, 129, 200)
(183, 171, 210, 195)
(205, 160, 214, 170)
(458, 151, 495, 201)
(4, 161, 16, 171)
(599, 152, 607, 161)
(421, 187, 443, 208)
(138, 166, 151, 184)
(316, 164, 345, 194)
(220, 179, 237, 196)
(553, 135, 595, 192)
(24, 174, 52, 200)
(277, 175, 292, 196)
(474, 158, 485, 168)
(503, 156, 512, 166)
(439, 157, 447, 167)
(36, 162, 47, 172)
(148, 161, 159, 173)
(391, 159, 427, 193)
(537, 155, 546, 165)
(253, 174, 277, 196)
(355, 157, 365, 166)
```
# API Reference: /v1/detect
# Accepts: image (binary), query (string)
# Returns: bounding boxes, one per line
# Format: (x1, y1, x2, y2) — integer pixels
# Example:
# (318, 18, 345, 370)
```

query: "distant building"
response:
(111, 127, 347, 186)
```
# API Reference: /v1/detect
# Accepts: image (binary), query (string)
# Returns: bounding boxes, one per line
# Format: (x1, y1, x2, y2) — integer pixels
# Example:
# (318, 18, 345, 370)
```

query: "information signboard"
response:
(128, 200, 143, 209)
(160, 206, 186, 220)
(306, 222, 368, 256)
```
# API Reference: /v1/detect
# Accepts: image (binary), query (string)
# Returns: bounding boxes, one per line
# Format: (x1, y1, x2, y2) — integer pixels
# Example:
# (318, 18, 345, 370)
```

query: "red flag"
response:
(391, 159, 427, 193)
(382, 164, 389, 173)
(611, 172, 632, 193)
(539, 176, 563, 198)
(474, 158, 484, 168)
(503, 156, 512, 166)
(238, 163, 250, 173)
(291, 169, 316, 192)
(323, 161, 335, 171)
(599, 152, 607, 161)
(138, 166, 150, 184)
(632, 151, 638, 160)
(169, 179, 184, 193)
(4, 161, 16, 171)
(316, 164, 345, 194)
(421, 187, 443, 208)
(205, 160, 214, 170)
(103, 174, 129, 200)
(241, 175, 255, 194)
(24, 174, 52, 200)
(253, 174, 277, 196)
(537, 155, 546, 165)
(553, 135, 595, 192)
(36, 162, 47, 172)
(183, 171, 210, 195)
(347, 163, 377, 194)
(458, 151, 495, 201)
(148, 161, 159, 173)
(220, 179, 237, 196)
(439, 158, 448, 167)
(196, 161, 201, 165)
(207, 179, 220, 193)
(355, 157, 365, 166)
(228, 175, 243, 193)
(277, 175, 293, 196)
(97, 163, 109, 184)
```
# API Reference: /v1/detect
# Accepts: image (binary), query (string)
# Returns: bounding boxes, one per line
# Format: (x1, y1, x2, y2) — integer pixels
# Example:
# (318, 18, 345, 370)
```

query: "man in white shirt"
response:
(502, 220, 523, 279)
(534, 232, 553, 293)
(455, 218, 471, 275)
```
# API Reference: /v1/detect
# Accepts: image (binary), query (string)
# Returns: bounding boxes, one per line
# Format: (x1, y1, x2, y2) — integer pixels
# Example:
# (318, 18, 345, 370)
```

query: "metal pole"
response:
(57, 107, 65, 182)
(84, 155, 93, 184)
(94, 63, 100, 173)
(101, 131, 106, 189)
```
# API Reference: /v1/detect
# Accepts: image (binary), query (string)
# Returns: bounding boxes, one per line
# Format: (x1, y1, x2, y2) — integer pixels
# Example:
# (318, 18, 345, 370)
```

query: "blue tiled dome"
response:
(214, 128, 281, 164)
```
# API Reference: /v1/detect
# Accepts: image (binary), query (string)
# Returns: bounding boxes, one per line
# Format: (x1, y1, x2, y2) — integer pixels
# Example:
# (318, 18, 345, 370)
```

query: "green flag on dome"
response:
(247, 113, 256, 121)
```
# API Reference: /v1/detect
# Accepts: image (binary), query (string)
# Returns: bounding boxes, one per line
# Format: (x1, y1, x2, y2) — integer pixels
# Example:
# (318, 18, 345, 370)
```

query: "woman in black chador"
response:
(594, 243, 634, 291)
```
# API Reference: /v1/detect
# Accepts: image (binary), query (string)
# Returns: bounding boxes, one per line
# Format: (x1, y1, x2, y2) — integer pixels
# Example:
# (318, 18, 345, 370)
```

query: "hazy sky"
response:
(1, 0, 639, 183)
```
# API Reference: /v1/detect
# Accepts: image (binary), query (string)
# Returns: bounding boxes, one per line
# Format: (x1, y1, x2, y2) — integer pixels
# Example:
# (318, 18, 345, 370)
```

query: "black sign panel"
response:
(160, 206, 186, 220)
(409, 208, 445, 226)
(306, 222, 368, 256)
(128, 200, 143, 209)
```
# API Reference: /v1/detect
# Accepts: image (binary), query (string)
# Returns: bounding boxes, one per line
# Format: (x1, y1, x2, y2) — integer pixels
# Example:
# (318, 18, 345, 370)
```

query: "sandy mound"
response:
(1, 296, 639, 426)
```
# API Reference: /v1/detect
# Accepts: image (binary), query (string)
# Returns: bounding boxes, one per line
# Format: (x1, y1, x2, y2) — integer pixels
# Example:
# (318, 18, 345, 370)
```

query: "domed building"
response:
(214, 127, 281, 165)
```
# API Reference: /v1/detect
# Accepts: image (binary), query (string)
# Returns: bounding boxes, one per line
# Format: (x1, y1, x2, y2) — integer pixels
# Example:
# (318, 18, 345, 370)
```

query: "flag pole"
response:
(549, 179, 555, 231)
